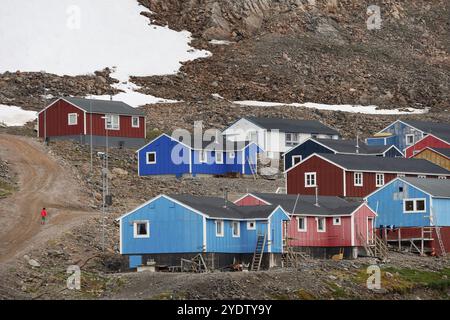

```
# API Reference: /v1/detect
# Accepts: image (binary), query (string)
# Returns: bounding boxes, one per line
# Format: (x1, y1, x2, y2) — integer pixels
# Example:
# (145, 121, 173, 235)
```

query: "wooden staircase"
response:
(250, 234, 267, 271)
(282, 247, 309, 268)
(359, 233, 388, 260)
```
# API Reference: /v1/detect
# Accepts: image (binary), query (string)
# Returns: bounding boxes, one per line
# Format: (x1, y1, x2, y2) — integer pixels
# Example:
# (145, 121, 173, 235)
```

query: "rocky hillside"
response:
(137, 0, 449, 111)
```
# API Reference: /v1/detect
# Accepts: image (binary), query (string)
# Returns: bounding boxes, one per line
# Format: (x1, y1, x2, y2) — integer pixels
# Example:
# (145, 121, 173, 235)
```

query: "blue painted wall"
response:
(269, 208, 289, 253)
(367, 180, 432, 227)
(138, 135, 190, 176)
(283, 140, 333, 170)
(367, 121, 424, 151)
(139, 136, 260, 176)
(432, 198, 450, 226)
(121, 196, 204, 255)
(384, 147, 404, 158)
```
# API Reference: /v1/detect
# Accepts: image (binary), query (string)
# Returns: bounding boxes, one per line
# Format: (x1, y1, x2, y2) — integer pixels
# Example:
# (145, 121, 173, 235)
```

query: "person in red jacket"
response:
(40, 208, 47, 225)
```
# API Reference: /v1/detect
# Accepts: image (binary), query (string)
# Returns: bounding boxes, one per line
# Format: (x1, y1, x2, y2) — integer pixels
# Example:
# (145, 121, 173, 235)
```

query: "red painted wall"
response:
(345, 171, 397, 198)
(405, 135, 450, 158)
(379, 227, 450, 256)
(287, 155, 344, 196)
(38, 100, 84, 138)
(234, 195, 269, 206)
(85, 113, 145, 138)
(38, 99, 145, 139)
(353, 205, 376, 246)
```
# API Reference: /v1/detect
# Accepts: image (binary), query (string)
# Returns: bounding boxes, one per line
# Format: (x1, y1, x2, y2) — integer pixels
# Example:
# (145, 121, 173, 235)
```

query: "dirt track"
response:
(0, 134, 94, 264)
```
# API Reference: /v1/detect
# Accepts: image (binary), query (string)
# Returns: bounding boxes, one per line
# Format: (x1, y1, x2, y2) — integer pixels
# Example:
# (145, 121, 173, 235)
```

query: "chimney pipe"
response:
(315, 186, 319, 207)
(356, 134, 360, 154)
(223, 188, 229, 208)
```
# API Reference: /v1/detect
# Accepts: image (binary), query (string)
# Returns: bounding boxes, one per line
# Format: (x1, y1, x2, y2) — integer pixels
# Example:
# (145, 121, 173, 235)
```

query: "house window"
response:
(403, 199, 426, 213)
(247, 221, 256, 230)
(199, 151, 207, 163)
(405, 134, 415, 146)
(292, 155, 302, 166)
(354, 172, 363, 187)
(215, 220, 224, 237)
(333, 217, 341, 226)
(297, 217, 307, 232)
(305, 172, 317, 187)
(146, 152, 156, 164)
(438, 176, 447, 180)
(375, 173, 385, 187)
(232, 221, 240, 237)
(417, 175, 426, 179)
(216, 152, 223, 164)
(131, 116, 139, 128)
(105, 114, 120, 130)
(68, 113, 78, 126)
(397, 174, 406, 177)
(229, 152, 235, 159)
(317, 217, 326, 232)
(286, 133, 299, 146)
(133, 221, 149, 238)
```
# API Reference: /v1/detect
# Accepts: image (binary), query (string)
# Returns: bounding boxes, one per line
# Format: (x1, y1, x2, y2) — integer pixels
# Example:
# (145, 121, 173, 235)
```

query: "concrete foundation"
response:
(45, 135, 146, 149)
(292, 246, 360, 259)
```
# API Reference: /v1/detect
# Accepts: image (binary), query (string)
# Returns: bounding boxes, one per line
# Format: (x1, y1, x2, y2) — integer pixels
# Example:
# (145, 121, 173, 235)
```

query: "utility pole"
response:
(90, 99, 93, 172)
(100, 115, 110, 252)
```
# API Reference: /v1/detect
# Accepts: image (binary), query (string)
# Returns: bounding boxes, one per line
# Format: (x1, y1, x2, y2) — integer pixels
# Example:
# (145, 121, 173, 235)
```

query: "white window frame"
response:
(229, 151, 235, 159)
(403, 198, 426, 213)
(405, 134, 415, 146)
(292, 155, 302, 166)
(375, 173, 385, 187)
(105, 114, 120, 130)
(297, 217, 307, 232)
(438, 176, 447, 180)
(68, 113, 78, 126)
(247, 221, 256, 230)
(317, 217, 326, 233)
(199, 151, 207, 163)
(397, 174, 406, 177)
(232, 221, 240, 238)
(417, 175, 426, 179)
(354, 172, 363, 187)
(131, 116, 140, 128)
(216, 151, 223, 164)
(285, 133, 299, 146)
(133, 220, 150, 238)
(215, 220, 224, 237)
(333, 217, 341, 226)
(304, 172, 317, 188)
(146, 152, 156, 164)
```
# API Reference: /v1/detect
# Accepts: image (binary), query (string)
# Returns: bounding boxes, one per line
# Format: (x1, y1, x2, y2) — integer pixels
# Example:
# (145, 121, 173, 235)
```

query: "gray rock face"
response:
(142, 0, 308, 39)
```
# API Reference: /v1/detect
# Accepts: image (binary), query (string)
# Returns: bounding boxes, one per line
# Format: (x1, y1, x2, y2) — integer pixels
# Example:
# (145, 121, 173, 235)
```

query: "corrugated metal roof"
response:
(252, 193, 362, 216)
(169, 194, 279, 219)
(402, 177, 450, 198)
(178, 135, 251, 151)
(62, 97, 144, 116)
(245, 117, 339, 135)
(318, 153, 450, 174)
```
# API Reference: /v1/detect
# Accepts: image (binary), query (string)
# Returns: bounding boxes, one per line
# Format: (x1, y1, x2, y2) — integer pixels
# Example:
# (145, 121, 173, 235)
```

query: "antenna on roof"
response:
(356, 133, 360, 154)
(110, 95, 113, 101)
(315, 187, 319, 207)
(222, 187, 229, 208)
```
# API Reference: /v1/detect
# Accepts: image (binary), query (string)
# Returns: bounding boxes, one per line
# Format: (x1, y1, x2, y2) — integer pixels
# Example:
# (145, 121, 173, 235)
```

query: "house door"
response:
(367, 217, 375, 245)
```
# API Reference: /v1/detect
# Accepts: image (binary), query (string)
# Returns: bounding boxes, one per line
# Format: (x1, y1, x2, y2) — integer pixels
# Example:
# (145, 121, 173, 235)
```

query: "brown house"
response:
(412, 147, 450, 171)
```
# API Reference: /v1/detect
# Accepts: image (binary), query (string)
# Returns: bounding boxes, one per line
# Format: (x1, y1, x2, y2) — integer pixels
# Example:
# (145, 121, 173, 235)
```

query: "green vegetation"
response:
(146, 128, 164, 142)
(296, 289, 316, 300)
(0, 179, 15, 198)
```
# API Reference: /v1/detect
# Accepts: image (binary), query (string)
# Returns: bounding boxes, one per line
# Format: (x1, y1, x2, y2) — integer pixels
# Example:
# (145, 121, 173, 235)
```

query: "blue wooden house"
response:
(137, 133, 262, 177)
(118, 194, 290, 270)
(366, 120, 450, 153)
(365, 177, 450, 255)
(283, 138, 403, 171)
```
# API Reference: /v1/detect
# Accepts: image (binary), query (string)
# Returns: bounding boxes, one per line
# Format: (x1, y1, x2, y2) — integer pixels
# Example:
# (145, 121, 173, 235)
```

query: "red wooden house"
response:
(37, 97, 146, 148)
(285, 153, 450, 198)
(234, 193, 377, 259)
(405, 134, 450, 158)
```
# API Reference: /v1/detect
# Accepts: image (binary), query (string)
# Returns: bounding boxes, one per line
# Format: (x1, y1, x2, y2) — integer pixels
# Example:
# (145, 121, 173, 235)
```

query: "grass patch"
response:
(0, 180, 15, 198)
(296, 289, 316, 300)
(353, 266, 450, 295)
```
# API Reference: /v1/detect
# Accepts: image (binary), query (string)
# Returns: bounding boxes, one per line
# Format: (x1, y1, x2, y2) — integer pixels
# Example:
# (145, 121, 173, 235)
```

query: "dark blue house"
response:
(283, 138, 403, 171)
(118, 194, 290, 269)
(137, 134, 262, 177)
(366, 120, 450, 153)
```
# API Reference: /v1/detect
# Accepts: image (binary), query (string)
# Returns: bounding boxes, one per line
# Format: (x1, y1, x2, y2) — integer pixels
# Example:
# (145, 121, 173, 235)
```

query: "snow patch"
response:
(0, 105, 37, 126)
(0, 0, 210, 106)
(209, 39, 234, 45)
(233, 101, 428, 115)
